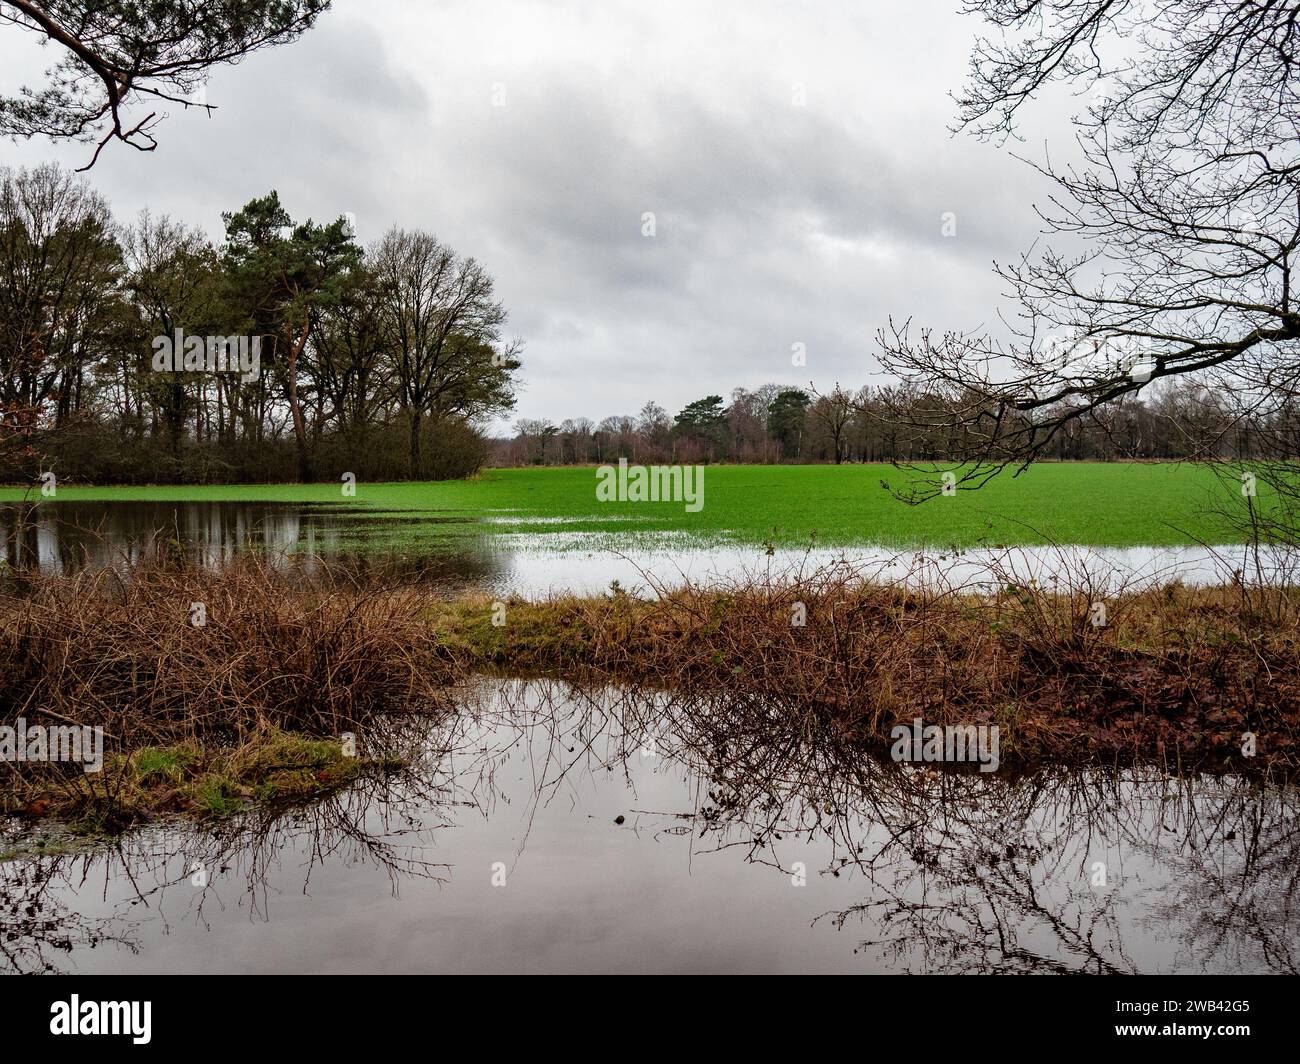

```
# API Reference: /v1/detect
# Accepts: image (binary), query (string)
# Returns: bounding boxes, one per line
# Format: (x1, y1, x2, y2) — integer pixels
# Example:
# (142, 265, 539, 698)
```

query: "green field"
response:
(0, 463, 1262, 549)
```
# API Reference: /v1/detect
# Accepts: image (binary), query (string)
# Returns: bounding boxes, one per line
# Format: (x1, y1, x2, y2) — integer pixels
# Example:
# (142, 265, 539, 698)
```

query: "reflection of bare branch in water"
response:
(0, 853, 141, 974)
(806, 767, 1300, 975)
(4, 678, 1298, 973)
(0, 714, 493, 974)
(479, 679, 1300, 975)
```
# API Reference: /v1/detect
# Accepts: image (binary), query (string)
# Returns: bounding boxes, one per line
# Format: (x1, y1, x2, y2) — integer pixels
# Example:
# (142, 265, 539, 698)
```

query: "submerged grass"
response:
(0, 463, 1265, 547)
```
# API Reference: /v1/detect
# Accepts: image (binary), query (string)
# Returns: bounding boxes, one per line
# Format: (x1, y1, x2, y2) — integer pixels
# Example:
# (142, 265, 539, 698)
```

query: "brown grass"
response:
(0, 558, 459, 742)
(2, 553, 1297, 832)
(0, 558, 459, 825)
(429, 562, 1300, 777)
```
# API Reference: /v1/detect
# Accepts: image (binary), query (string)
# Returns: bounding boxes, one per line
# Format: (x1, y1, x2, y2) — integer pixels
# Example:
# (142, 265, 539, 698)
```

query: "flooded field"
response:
(3, 679, 1296, 975)
(0, 499, 1288, 595)
(3, 500, 1297, 975)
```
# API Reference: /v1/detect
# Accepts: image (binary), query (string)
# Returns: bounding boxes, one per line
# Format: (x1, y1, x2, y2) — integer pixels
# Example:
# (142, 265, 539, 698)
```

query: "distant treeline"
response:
(494, 377, 1281, 466)
(0, 164, 520, 486)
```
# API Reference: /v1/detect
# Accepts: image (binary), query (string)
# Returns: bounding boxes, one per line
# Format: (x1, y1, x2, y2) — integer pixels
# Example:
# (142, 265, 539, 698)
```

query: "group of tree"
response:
(0, 163, 520, 484)
(495, 372, 1286, 467)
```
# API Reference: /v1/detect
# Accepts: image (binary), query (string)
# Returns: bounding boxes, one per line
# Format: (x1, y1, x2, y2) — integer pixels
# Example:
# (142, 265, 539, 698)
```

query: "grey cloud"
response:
(0, 0, 1059, 429)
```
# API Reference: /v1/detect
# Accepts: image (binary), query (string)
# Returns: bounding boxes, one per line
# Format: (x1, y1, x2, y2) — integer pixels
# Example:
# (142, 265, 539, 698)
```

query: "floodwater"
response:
(0, 499, 1290, 594)
(3, 502, 1297, 974)
(2, 678, 1295, 974)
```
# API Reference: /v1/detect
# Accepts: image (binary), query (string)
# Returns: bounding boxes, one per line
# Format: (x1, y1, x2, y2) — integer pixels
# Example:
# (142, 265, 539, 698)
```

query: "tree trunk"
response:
(408, 410, 421, 477)
(285, 316, 313, 482)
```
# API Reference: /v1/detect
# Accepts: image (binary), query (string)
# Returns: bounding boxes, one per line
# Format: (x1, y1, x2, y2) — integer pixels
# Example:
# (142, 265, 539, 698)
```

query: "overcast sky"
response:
(0, 0, 1065, 433)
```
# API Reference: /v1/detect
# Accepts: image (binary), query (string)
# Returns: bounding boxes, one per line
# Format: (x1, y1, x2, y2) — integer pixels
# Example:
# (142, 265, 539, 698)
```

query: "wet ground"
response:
(0, 499, 1288, 595)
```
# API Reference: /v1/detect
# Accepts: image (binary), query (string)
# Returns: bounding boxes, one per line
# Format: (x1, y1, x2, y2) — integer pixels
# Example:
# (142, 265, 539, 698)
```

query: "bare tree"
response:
(808, 383, 856, 464)
(122, 210, 219, 450)
(880, 0, 1300, 497)
(372, 228, 517, 476)
(308, 264, 389, 442)
(0, 163, 120, 463)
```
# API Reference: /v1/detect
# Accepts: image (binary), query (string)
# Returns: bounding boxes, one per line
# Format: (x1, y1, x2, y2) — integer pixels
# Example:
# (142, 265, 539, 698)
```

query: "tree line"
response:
(497, 374, 1294, 467)
(0, 163, 520, 485)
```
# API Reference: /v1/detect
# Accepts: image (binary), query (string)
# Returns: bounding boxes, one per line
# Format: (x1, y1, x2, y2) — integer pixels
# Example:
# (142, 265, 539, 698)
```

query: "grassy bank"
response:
(0, 561, 458, 837)
(4, 731, 401, 840)
(2, 557, 1296, 847)
(0, 463, 1263, 547)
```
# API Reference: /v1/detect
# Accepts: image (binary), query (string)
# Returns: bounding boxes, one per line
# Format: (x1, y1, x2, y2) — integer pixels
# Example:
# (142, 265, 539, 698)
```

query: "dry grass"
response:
(0, 558, 459, 743)
(429, 561, 1300, 777)
(3, 553, 1298, 835)
(0, 558, 458, 827)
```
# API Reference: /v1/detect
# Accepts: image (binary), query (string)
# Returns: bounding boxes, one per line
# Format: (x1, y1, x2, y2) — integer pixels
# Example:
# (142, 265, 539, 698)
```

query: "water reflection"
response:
(0, 500, 506, 591)
(3, 499, 1294, 595)
(3, 680, 1296, 974)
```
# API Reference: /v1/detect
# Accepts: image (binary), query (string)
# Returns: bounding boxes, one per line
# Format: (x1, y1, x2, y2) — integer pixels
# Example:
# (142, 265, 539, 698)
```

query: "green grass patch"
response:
(4, 731, 399, 846)
(0, 462, 1266, 547)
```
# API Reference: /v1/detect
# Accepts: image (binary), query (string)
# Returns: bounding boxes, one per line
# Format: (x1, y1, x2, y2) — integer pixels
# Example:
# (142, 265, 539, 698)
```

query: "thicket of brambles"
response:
(497, 376, 1293, 467)
(0, 164, 520, 486)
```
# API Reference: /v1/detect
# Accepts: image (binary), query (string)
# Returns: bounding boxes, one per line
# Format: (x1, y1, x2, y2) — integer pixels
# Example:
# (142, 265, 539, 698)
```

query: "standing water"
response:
(0, 499, 1290, 594)
(3, 679, 1295, 974)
